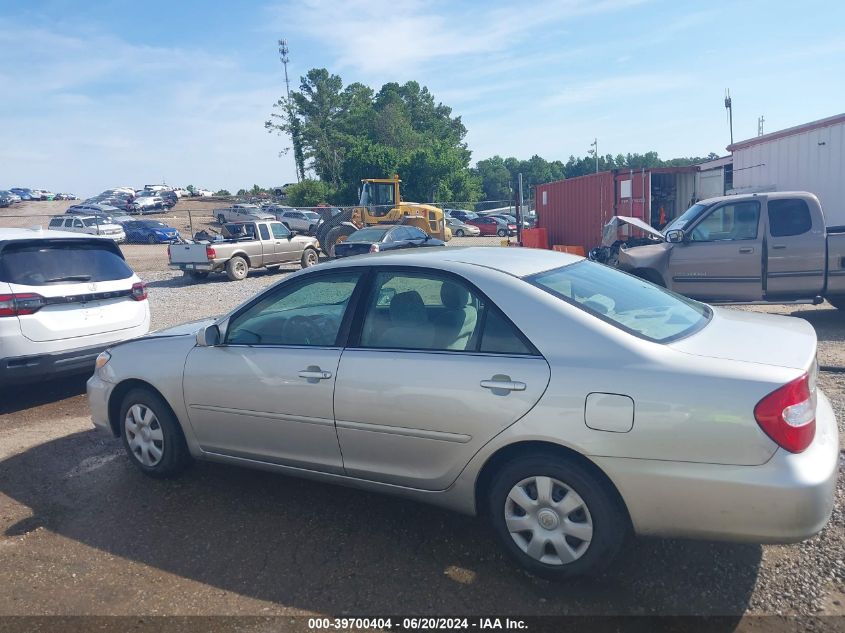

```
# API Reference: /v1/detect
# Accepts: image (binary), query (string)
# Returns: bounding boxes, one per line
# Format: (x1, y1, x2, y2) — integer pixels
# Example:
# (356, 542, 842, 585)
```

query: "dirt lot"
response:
(0, 199, 843, 621)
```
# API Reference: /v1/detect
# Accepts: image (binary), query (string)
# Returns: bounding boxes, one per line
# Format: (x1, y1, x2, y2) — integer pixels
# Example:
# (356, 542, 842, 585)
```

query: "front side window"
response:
(270, 222, 290, 239)
(529, 261, 710, 343)
(768, 199, 812, 237)
(690, 201, 760, 242)
(226, 272, 361, 346)
(358, 271, 536, 354)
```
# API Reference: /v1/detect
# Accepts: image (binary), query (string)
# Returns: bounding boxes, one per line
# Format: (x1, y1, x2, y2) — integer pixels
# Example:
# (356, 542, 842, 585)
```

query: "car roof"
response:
(324, 246, 581, 277)
(0, 227, 103, 241)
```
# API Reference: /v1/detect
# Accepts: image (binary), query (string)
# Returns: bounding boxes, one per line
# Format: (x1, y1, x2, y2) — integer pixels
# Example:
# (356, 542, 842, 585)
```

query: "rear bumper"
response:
(0, 342, 110, 385)
(594, 390, 839, 543)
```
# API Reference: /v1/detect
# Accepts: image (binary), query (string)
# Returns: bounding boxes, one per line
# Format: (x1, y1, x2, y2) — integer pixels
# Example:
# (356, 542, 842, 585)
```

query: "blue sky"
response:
(1, 0, 843, 196)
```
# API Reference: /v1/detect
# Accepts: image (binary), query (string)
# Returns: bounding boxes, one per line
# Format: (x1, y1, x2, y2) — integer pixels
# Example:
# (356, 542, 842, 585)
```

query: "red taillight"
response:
(754, 373, 816, 453)
(0, 293, 46, 317)
(131, 282, 148, 301)
(206, 246, 216, 259)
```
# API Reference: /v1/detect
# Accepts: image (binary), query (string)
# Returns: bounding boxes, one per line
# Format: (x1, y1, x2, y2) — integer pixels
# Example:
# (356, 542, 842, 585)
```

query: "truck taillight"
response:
(0, 293, 46, 317)
(206, 246, 216, 259)
(131, 282, 148, 301)
(754, 372, 816, 453)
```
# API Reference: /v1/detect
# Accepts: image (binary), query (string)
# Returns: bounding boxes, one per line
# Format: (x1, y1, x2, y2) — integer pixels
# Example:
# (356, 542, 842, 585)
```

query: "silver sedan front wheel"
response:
(504, 476, 593, 565)
(124, 404, 164, 467)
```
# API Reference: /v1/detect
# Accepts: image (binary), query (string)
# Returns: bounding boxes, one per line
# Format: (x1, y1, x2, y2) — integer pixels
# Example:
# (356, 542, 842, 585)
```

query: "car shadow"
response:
(0, 430, 761, 619)
(0, 374, 89, 415)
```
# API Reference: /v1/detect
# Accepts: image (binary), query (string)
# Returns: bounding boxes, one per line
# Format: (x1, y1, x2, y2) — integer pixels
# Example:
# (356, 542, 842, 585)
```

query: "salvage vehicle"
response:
(123, 220, 181, 244)
(334, 225, 445, 258)
(270, 207, 321, 234)
(465, 215, 516, 237)
(446, 216, 480, 237)
(616, 191, 845, 307)
(168, 220, 319, 281)
(88, 247, 837, 579)
(216, 204, 274, 224)
(2, 228, 149, 384)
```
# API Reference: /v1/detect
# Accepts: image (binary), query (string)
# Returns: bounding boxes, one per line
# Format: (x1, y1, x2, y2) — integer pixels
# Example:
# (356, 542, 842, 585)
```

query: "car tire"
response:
(226, 256, 249, 281)
(455, 229, 465, 237)
(217, 213, 226, 224)
(119, 387, 191, 479)
(487, 454, 628, 579)
(301, 247, 319, 268)
(147, 234, 157, 244)
(497, 228, 508, 237)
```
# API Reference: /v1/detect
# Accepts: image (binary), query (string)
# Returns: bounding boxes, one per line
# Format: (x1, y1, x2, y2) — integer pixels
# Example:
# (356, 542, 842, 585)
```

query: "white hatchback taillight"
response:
(754, 372, 816, 453)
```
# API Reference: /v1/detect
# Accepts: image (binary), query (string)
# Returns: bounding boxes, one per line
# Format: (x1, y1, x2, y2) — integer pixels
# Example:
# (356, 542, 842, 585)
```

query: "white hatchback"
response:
(0, 228, 150, 384)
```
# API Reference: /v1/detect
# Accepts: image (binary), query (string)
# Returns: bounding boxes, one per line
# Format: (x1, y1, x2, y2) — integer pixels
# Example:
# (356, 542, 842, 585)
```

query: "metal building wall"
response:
(732, 118, 845, 225)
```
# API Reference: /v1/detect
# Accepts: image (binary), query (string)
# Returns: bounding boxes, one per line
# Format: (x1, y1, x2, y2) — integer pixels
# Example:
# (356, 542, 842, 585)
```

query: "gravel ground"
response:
(0, 202, 843, 619)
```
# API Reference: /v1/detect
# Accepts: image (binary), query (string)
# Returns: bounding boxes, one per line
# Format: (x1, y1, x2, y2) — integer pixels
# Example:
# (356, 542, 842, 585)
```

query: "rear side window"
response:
(258, 224, 270, 240)
(768, 199, 813, 237)
(0, 241, 133, 285)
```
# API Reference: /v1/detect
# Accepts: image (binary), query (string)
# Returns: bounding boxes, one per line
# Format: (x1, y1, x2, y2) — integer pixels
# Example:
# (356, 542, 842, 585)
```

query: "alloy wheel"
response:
(504, 476, 593, 565)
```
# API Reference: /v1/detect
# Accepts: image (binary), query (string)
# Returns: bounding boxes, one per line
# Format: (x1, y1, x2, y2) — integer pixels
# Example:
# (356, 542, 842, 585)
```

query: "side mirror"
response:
(288, 231, 297, 239)
(196, 324, 221, 347)
(665, 229, 685, 243)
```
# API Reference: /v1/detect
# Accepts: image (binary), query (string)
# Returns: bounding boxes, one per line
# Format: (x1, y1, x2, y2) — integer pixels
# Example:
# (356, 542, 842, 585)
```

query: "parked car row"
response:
(2, 188, 77, 203)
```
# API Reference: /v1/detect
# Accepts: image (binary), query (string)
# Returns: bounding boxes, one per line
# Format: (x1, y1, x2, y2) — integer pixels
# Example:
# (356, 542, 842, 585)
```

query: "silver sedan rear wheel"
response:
(504, 476, 593, 565)
(124, 404, 164, 467)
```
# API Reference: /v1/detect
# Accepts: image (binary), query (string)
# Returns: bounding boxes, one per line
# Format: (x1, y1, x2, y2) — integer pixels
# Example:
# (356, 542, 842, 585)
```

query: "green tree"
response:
(215, 189, 231, 196)
(186, 184, 195, 193)
(285, 179, 335, 207)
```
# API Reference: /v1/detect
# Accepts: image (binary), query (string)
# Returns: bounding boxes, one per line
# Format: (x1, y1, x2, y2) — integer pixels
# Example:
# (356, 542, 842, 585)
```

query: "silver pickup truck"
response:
(214, 204, 274, 224)
(616, 191, 845, 308)
(169, 220, 320, 281)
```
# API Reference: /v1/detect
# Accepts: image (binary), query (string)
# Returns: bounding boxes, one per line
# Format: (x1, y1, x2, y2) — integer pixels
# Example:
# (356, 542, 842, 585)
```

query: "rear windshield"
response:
(0, 241, 133, 285)
(528, 261, 711, 343)
(348, 228, 388, 242)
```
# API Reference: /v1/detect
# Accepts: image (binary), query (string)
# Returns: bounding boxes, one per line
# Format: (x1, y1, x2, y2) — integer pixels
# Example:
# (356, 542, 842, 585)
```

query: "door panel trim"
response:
(672, 276, 761, 283)
(767, 269, 825, 278)
(189, 404, 336, 428)
(335, 419, 472, 443)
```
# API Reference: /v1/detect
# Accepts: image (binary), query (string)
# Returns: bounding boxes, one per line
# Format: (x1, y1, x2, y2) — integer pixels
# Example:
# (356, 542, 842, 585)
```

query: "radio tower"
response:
(278, 39, 303, 183)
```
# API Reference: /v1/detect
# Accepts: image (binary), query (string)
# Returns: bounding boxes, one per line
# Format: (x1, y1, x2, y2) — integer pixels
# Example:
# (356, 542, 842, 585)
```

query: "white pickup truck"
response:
(215, 204, 274, 224)
(169, 220, 320, 281)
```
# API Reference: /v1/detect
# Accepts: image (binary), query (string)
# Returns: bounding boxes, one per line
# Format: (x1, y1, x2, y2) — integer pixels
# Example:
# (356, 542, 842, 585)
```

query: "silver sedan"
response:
(87, 247, 838, 578)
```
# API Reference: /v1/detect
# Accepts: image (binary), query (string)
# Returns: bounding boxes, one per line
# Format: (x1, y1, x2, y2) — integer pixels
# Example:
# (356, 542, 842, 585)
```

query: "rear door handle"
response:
(298, 368, 332, 380)
(771, 244, 786, 250)
(738, 247, 754, 254)
(480, 379, 526, 392)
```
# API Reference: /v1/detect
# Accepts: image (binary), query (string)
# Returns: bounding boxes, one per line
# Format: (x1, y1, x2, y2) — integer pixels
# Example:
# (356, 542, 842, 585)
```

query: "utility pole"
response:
(758, 115, 765, 136)
(724, 89, 734, 145)
(278, 39, 302, 183)
(589, 138, 599, 173)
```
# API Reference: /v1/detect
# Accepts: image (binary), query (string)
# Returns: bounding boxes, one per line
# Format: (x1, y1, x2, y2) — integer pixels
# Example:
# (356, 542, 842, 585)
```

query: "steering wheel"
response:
(284, 315, 326, 345)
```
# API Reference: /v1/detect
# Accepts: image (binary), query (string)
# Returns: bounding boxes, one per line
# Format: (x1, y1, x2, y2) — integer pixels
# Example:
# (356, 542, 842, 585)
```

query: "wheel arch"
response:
(107, 379, 182, 439)
(631, 268, 666, 287)
(229, 251, 251, 267)
(473, 440, 631, 526)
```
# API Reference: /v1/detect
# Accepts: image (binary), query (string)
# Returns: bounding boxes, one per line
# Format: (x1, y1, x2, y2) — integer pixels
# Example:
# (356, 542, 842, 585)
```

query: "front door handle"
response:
(738, 247, 754, 254)
(480, 377, 526, 392)
(771, 244, 786, 250)
(298, 368, 332, 380)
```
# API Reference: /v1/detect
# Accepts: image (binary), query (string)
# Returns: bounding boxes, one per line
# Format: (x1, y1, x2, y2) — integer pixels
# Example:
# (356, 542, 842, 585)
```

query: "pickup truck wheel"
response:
(217, 213, 226, 224)
(301, 247, 319, 268)
(226, 256, 249, 281)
